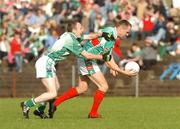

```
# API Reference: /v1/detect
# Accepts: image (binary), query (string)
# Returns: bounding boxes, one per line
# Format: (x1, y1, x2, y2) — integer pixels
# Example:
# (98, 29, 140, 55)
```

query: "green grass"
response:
(1, 97, 180, 129)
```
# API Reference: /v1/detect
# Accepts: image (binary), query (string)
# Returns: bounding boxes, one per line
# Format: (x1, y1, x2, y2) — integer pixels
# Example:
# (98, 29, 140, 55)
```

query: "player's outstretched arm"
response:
(105, 57, 137, 77)
(80, 50, 112, 60)
(80, 50, 103, 60)
(83, 32, 102, 40)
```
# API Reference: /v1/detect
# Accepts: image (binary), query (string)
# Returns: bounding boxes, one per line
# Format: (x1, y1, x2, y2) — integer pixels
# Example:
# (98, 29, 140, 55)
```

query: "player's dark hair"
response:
(67, 20, 79, 32)
(115, 19, 132, 28)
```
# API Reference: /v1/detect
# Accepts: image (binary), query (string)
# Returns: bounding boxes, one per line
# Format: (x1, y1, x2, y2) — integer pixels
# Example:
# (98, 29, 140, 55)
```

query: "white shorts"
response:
(77, 58, 100, 76)
(35, 56, 56, 78)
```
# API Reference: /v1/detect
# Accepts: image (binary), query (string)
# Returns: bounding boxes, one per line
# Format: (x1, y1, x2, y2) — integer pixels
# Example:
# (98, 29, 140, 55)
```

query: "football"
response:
(125, 61, 140, 72)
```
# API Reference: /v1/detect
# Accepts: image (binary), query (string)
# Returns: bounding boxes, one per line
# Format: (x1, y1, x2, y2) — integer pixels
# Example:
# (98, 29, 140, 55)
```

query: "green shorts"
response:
(35, 56, 56, 78)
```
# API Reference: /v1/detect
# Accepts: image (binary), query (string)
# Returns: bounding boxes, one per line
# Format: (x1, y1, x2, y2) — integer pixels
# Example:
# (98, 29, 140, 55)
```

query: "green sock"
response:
(25, 98, 36, 107)
(49, 99, 55, 105)
(49, 99, 55, 108)
(36, 102, 46, 112)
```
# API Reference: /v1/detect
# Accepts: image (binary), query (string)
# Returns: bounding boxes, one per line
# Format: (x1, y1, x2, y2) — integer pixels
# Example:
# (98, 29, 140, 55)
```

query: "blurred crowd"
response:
(0, 0, 180, 75)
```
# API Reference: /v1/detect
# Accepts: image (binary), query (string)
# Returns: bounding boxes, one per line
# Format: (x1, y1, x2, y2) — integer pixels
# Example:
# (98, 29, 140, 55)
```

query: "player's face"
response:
(117, 26, 131, 39)
(75, 23, 84, 37)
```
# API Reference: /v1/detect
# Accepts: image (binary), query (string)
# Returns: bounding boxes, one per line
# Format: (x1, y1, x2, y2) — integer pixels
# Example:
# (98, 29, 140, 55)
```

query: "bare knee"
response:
(98, 83, 109, 92)
(49, 90, 58, 98)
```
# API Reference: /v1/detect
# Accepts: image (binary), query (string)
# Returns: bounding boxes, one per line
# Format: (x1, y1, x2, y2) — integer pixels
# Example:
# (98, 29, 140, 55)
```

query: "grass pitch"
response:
(0, 97, 180, 129)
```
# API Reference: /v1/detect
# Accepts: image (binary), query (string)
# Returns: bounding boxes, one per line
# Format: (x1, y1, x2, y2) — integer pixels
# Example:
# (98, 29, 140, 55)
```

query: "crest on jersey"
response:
(103, 48, 110, 53)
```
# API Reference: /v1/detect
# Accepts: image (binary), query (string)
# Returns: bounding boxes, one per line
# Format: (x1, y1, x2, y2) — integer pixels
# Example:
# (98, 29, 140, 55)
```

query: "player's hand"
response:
(124, 69, 138, 77)
(110, 69, 118, 77)
(102, 53, 111, 62)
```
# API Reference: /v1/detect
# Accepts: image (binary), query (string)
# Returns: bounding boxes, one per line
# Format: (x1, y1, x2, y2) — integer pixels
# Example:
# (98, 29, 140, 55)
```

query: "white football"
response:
(125, 61, 140, 72)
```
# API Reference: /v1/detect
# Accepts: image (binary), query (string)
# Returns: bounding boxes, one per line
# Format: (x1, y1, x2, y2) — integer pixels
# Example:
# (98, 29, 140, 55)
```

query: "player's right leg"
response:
(87, 71, 109, 118)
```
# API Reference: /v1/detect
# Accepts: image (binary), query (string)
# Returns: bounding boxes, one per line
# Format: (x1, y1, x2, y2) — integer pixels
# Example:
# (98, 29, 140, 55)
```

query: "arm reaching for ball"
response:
(105, 57, 137, 77)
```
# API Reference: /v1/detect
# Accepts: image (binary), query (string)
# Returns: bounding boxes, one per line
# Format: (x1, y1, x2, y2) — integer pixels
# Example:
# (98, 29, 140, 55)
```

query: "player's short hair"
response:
(115, 19, 132, 28)
(67, 20, 79, 32)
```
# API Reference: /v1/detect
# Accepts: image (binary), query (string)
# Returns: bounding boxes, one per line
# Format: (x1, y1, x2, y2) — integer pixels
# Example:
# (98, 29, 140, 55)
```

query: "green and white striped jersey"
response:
(44, 32, 84, 63)
(83, 27, 117, 56)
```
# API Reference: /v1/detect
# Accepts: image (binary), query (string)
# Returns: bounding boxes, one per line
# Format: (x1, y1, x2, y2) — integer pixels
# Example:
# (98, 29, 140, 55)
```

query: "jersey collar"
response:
(71, 32, 78, 38)
(114, 27, 118, 39)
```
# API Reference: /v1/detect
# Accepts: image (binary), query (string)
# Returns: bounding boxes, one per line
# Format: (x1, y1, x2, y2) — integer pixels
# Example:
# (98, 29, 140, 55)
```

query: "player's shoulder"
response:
(101, 26, 115, 34)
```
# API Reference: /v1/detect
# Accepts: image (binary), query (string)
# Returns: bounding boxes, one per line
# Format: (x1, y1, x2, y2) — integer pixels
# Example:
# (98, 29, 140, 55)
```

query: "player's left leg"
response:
(54, 76, 90, 107)
(20, 77, 58, 119)
(48, 76, 90, 118)
(87, 71, 109, 118)
(34, 76, 61, 119)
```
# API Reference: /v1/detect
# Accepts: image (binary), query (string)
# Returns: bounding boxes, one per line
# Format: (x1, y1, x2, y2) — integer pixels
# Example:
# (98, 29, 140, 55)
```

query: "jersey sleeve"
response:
(64, 34, 84, 57)
(99, 27, 113, 34)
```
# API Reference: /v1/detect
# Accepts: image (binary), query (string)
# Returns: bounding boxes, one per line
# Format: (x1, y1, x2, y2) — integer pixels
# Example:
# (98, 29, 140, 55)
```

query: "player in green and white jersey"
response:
(20, 21, 111, 119)
(53, 20, 137, 118)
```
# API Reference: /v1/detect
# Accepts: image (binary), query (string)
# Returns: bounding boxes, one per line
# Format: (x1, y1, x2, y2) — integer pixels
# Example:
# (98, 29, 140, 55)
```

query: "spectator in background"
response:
(105, 10, 115, 27)
(163, 19, 177, 44)
(81, 0, 92, 32)
(68, 0, 83, 22)
(155, 0, 168, 19)
(136, 0, 147, 20)
(89, 4, 101, 32)
(148, 14, 166, 46)
(141, 38, 157, 70)
(139, 11, 155, 40)
(0, 18, 17, 38)
(52, 0, 69, 25)
(176, 40, 180, 54)
(0, 22, 8, 36)
(10, 30, 23, 73)
(0, 0, 7, 23)
(167, 37, 180, 56)
(36, 9, 47, 26)
(19, 0, 29, 15)
(121, 10, 132, 20)
(120, 43, 143, 68)
(129, 10, 141, 40)
(45, 29, 58, 49)
(24, 9, 37, 26)
(94, 13, 105, 32)
(0, 33, 10, 72)
(23, 29, 45, 64)
(94, 0, 109, 20)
